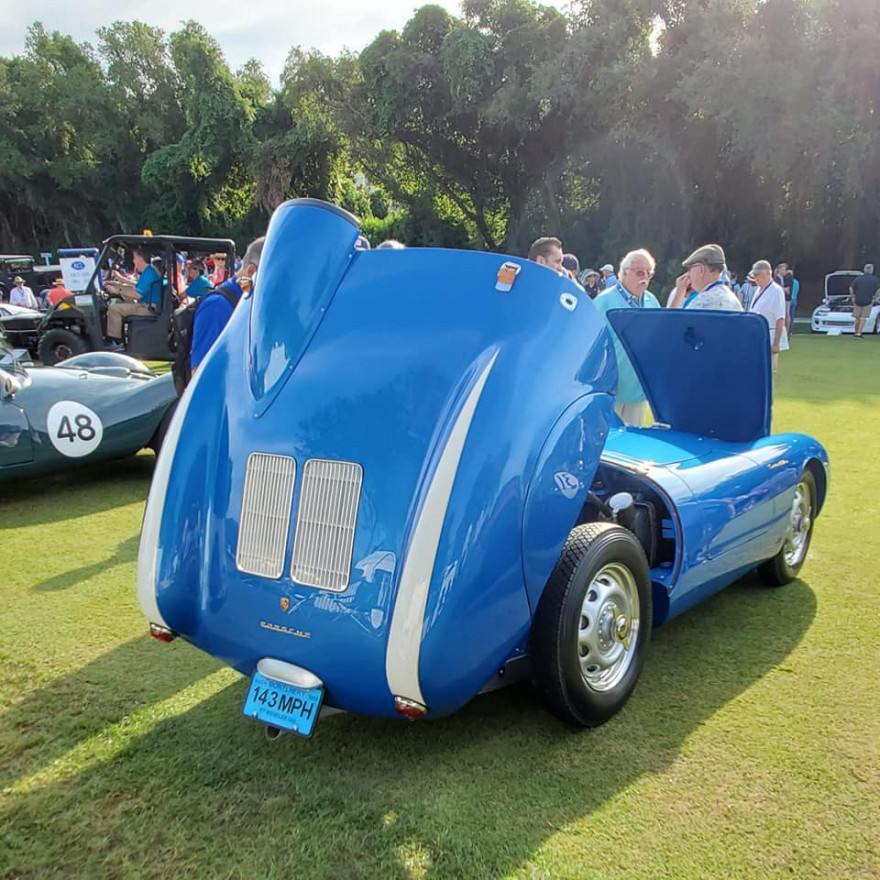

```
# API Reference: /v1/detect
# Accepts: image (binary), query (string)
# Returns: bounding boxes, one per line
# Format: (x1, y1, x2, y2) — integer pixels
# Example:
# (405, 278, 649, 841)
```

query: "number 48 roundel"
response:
(47, 401, 104, 458)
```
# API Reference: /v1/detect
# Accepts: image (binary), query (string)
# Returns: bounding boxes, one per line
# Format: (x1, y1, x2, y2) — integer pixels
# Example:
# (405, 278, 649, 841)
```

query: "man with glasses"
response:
(667, 244, 742, 311)
(594, 249, 661, 426)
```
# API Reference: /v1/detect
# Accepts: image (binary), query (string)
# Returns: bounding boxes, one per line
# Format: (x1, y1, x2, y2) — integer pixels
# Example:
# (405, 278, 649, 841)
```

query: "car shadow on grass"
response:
(29, 534, 140, 593)
(0, 635, 223, 792)
(0, 576, 816, 880)
(0, 453, 155, 526)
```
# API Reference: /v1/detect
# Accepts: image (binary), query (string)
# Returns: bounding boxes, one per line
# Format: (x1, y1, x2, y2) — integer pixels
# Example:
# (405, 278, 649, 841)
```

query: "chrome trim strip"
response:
(137, 375, 204, 628)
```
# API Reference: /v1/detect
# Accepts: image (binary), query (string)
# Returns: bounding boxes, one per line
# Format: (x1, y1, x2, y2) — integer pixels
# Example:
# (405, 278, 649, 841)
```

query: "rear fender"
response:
(522, 392, 615, 612)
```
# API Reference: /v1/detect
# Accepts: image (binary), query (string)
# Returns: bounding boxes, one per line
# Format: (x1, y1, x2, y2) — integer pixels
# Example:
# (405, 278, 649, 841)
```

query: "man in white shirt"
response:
(9, 277, 38, 309)
(748, 259, 788, 383)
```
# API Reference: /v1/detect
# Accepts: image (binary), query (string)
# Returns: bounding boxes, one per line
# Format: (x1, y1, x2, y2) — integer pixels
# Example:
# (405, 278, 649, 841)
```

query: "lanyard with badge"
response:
(749, 283, 772, 311)
(684, 278, 725, 307)
(615, 280, 645, 308)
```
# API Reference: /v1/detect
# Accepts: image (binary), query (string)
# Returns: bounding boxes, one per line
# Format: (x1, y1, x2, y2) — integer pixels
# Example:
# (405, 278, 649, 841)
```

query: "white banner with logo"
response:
(60, 256, 96, 292)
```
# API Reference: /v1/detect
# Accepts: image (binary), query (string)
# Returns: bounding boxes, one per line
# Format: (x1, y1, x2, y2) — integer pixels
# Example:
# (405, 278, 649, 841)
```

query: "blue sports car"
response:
(137, 199, 828, 737)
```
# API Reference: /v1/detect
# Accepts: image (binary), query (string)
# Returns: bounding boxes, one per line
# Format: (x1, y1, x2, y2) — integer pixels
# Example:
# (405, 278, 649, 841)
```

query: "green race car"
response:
(0, 334, 176, 481)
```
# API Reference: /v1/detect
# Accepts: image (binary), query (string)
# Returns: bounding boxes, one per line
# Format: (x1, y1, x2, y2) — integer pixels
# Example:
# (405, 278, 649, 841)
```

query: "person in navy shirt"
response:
(107, 247, 162, 340)
(191, 236, 264, 373)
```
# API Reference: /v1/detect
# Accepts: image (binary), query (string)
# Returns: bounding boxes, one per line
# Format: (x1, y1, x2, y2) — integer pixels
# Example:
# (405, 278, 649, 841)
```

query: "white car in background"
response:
(811, 270, 880, 334)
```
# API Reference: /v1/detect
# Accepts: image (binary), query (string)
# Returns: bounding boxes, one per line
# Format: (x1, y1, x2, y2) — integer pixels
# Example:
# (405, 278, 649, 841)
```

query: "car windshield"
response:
(0, 335, 30, 378)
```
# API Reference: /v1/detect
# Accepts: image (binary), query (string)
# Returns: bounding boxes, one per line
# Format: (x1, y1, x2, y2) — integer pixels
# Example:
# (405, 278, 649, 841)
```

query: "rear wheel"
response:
(38, 327, 87, 365)
(532, 523, 652, 728)
(759, 471, 817, 586)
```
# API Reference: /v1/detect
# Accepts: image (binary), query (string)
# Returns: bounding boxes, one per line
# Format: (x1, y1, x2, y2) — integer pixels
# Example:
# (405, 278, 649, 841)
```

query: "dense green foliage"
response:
(1, 0, 878, 282)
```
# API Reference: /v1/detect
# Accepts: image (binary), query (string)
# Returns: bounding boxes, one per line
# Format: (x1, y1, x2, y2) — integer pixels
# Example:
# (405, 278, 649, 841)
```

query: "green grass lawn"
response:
(1, 335, 878, 879)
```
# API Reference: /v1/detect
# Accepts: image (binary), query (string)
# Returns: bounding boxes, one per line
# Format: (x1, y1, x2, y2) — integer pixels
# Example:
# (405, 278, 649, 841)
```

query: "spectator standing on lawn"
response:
(593, 248, 661, 427)
(748, 260, 788, 384)
(562, 253, 586, 291)
(191, 236, 264, 373)
(849, 263, 880, 339)
(47, 278, 73, 307)
(738, 272, 758, 310)
(9, 277, 38, 309)
(580, 269, 601, 299)
(600, 263, 617, 289)
(528, 237, 565, 273)
(667, 244, 742, 311)
(210, 253, 228, 286)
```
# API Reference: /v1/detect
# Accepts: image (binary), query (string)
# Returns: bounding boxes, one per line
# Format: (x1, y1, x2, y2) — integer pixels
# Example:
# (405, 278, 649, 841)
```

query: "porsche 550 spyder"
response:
(0, 336, 177, 481)
(137, 198, 828, 737)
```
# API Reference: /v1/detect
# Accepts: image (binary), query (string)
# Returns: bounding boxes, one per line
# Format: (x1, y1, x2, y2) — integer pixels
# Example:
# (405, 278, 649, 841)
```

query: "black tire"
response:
(758, 470, 817, 586)
(148, 399, 178, 454)
(38, 327, 88, 365)
(532, 523, 652, 728)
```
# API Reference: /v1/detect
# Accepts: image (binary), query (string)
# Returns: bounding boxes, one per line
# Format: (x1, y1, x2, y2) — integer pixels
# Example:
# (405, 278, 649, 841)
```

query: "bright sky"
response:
(2, 0, 462, 85)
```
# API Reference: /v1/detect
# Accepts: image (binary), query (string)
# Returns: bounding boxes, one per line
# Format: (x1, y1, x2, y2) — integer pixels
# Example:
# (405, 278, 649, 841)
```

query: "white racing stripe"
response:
(385, 350, 499, 705)
(136, 367, 206, 628)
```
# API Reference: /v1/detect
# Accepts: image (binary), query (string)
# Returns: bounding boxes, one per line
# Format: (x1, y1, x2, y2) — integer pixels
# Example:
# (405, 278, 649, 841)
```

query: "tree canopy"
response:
(1, 0, 878, 287)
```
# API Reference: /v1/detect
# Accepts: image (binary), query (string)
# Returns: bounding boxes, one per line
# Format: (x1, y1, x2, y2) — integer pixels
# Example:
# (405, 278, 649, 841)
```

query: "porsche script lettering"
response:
(259, 621, 311, 639)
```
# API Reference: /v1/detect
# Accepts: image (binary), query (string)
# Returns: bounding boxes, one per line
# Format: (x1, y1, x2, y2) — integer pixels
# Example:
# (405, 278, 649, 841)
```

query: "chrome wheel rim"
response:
(783, 480, 812, 568)
(577, 562, 640, 692)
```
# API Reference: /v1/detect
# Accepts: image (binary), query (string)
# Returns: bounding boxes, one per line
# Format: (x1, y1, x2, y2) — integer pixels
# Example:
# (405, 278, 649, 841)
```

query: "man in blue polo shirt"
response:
(593, 248, 661, 426)
(106, 247, 162, 341)
(191, 236, 264, 373)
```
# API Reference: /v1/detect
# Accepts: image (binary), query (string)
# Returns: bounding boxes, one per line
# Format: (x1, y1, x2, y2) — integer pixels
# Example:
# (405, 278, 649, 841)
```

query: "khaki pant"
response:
(614, 400, 648, 427)
(107, 302, 154, 339)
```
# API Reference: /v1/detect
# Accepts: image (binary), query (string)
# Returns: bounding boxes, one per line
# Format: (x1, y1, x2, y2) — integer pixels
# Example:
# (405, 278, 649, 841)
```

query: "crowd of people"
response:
(8, 226, 876, 412)
(527, 237, 795, 425)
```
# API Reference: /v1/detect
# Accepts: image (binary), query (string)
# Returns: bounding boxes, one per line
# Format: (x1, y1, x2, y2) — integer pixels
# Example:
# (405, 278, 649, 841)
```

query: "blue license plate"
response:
(242, 671, 324, 737)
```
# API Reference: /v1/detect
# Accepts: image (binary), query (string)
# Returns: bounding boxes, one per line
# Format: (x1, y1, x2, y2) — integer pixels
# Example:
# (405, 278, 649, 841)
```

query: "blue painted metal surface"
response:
(141, 198, 616, 718)
(137, 198, 829, 725)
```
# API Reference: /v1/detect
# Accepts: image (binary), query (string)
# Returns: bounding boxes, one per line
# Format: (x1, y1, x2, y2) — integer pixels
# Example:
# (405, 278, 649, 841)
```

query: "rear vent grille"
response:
(291, 459, 363, 591)
(236, 453, 297, 578)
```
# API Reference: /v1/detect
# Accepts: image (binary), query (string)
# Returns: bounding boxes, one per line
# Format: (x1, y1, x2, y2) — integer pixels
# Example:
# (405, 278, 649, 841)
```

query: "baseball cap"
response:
(600, 263, 614, 273)
(562, 253, 580, 273)
(750, 259, 772, 274)
(682, 244, 726, 269)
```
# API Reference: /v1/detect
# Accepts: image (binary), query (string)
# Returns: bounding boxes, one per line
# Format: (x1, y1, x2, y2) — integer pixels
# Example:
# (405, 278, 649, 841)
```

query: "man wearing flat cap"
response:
(667, 244, 742, 311)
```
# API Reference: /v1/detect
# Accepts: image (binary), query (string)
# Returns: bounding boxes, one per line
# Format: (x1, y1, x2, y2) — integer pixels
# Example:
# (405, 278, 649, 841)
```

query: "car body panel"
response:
(139, 199, 617, 717)
(811, 270, 880, 334)
(600, 425, 827, 622)
(137, 198, 828, 726)
(0, 342, 176, 480)
(606, 308, 771, 442)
